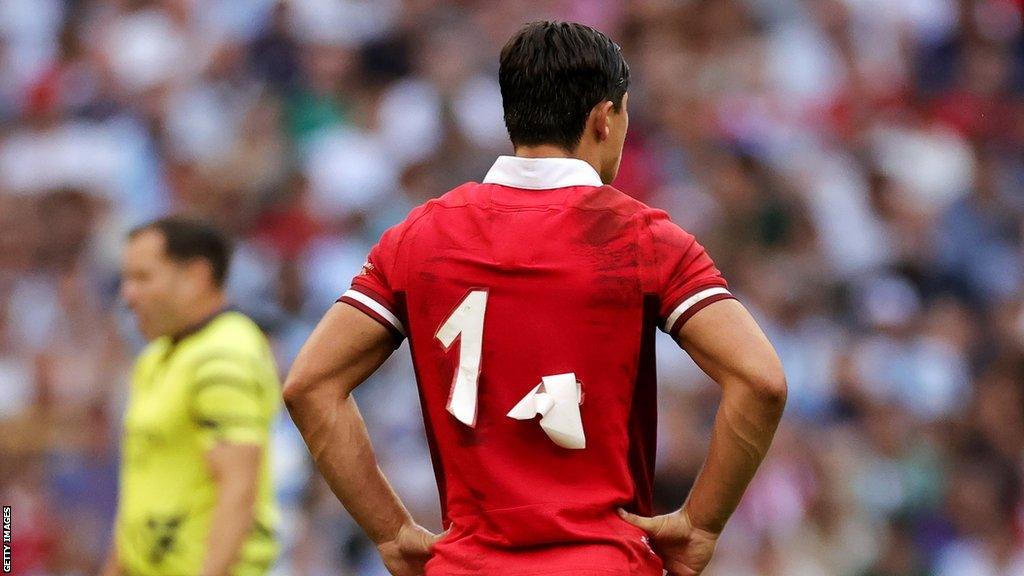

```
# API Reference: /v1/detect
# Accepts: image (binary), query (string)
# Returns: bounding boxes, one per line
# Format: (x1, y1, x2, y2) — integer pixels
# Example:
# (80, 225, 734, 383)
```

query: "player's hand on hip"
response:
(377, 522, 446, 576)
(618, 507, 719, 576)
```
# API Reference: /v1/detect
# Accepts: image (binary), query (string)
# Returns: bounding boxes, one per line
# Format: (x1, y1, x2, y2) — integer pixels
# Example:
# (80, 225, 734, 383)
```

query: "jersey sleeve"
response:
(338, 222, 407, 339)
(190, 352, 270, 448)
(641, 210, 736, 337)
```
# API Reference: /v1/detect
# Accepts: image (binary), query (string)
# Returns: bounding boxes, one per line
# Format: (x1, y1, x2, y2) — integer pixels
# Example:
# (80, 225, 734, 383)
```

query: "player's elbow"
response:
(745, 362, 788, 412)
(727, 353, 787, 413)
(283, 364, 357, 415)
(282, 373, 314, 413)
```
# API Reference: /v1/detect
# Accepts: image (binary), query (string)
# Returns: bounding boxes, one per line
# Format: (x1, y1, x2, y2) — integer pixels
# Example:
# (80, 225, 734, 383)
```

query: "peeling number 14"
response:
(434, 290, 585, 449)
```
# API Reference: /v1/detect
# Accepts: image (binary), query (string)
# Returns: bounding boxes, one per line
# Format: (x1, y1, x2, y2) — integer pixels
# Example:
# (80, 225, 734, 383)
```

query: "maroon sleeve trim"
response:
(662, 284, 734, 337)
(666, 293, 736, 338)
(338, 288, 405, 340)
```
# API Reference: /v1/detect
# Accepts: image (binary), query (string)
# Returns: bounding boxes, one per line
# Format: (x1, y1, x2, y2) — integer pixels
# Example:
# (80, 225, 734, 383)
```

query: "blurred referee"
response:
(101, 217, 279, 576)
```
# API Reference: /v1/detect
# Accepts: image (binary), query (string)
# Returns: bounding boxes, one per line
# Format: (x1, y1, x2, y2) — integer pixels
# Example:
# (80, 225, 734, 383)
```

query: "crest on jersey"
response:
(359, 261, 374, 276)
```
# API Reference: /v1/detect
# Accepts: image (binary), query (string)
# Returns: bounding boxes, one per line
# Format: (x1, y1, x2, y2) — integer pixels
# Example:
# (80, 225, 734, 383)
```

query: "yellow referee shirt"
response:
(116, 310, 280, 575)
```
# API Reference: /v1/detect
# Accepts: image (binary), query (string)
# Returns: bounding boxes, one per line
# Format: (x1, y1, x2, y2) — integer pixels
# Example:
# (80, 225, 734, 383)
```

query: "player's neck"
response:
(514, 145, 602, 176)
(514, 145, 575, 159)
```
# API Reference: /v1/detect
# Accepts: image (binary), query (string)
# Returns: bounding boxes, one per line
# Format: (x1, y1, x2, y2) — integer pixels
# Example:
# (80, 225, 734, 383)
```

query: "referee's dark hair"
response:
(499, 20, 630, 152)
(129, 216, 232, 287)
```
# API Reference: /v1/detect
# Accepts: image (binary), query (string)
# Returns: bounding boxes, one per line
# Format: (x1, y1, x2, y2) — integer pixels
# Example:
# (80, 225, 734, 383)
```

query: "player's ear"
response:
(590, 100, 614, 142)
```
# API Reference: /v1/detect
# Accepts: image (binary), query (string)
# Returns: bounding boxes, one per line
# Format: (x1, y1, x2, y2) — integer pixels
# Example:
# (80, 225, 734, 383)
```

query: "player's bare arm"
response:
(621, 298, 787, 576)
(283, 303, 442, 576)
(199, 442, 262, 576)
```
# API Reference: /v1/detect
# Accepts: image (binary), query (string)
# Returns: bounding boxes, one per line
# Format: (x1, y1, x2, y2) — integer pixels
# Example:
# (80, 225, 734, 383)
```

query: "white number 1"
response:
(435, 290, 488, 426)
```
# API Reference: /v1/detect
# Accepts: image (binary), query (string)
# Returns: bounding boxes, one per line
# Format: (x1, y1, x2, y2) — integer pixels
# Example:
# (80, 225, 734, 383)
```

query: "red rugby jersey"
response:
(339, 156, 734, 576)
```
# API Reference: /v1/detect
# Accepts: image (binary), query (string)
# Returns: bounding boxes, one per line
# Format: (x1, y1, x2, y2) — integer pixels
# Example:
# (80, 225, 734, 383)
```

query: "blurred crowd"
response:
(1, 0, 1023, 574)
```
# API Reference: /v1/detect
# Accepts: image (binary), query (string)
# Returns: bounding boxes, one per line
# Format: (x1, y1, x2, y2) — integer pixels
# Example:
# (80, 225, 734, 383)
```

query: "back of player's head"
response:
(129, 216, 232, 288)
(499, 21, 630, 152)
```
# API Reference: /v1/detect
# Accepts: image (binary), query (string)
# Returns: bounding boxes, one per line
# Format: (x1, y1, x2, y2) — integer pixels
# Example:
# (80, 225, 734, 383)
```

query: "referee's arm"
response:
(200, 443, 262, 576)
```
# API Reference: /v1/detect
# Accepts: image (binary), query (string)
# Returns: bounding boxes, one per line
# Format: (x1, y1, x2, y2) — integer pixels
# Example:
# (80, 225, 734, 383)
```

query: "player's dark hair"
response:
(499, 20, 630, 151)
(129, 216, 232, 287)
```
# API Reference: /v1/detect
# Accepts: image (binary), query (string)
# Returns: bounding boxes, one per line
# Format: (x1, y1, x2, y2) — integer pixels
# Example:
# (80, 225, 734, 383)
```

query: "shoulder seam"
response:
(633, 209, 655, 296)
(392, 200, 440, 286)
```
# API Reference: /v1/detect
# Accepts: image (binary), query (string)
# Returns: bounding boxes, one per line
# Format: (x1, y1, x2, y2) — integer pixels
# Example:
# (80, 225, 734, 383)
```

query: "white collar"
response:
(482, 155, 603, 190)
